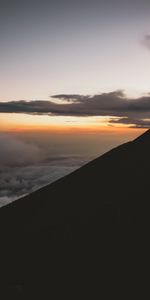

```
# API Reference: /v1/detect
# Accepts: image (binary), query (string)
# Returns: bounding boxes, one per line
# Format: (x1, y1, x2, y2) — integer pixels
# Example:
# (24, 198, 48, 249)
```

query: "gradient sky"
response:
(1, 1, 149, 205)
(1, 0, 150, 102)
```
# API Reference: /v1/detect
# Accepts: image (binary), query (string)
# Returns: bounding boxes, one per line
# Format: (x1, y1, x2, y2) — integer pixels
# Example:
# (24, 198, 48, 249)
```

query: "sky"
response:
(0, 0, 150, 130)
(0, 0, 149, 205)
(0, 0, 150, 100)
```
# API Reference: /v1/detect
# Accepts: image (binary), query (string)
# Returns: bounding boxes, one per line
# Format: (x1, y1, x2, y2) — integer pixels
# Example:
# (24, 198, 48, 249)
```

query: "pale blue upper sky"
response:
(0, 0, 150, 101)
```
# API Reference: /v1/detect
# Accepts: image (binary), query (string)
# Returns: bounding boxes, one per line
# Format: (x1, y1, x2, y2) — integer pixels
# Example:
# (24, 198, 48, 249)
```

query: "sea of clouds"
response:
(0, 129, 135, 207)
(0, 133, 88, 207)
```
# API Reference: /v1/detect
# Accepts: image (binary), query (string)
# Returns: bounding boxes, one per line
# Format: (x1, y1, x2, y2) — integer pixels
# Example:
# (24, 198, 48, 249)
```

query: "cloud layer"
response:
(1, 91, 150, 127)
(0, 134, 87, 207)
(0, 164, 78, 207)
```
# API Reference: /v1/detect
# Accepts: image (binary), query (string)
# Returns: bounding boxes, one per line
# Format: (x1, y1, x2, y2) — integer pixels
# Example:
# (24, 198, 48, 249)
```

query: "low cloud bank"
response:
(1, 90, 150, 127)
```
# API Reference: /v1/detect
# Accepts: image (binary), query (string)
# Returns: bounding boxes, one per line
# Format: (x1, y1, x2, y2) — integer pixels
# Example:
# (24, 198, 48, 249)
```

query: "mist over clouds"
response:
(0, 134, 89, 206)
(0, 134, 42, 166)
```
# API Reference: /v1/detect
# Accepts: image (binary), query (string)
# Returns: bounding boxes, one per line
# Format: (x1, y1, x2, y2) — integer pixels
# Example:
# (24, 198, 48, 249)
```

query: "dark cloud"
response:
(1, 91, 150, 127)
(51, 94, 87, 103)
(110, 117, 150, 128)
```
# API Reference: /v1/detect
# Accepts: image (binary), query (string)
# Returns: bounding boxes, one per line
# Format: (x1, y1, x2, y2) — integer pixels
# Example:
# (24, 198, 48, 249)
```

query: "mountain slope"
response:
(0, 130, 149, 298)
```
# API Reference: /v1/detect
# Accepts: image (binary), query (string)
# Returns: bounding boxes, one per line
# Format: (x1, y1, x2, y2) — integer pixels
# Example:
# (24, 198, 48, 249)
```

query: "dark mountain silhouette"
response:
(0, 129, 149, 299)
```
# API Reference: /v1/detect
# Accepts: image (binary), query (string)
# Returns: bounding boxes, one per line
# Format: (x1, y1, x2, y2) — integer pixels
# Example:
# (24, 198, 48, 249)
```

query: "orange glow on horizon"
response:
(0, 113, 145, 136)
(0, 123, 145, 138)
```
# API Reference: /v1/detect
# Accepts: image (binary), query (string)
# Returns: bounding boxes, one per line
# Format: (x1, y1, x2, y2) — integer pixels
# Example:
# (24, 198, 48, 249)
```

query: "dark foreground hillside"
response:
(0, 130, 150, 299)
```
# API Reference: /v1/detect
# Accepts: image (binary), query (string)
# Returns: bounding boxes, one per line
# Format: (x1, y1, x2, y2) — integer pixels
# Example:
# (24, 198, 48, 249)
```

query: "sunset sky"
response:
(0, 0, 150, 205)
(0, 0, 150, 131)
